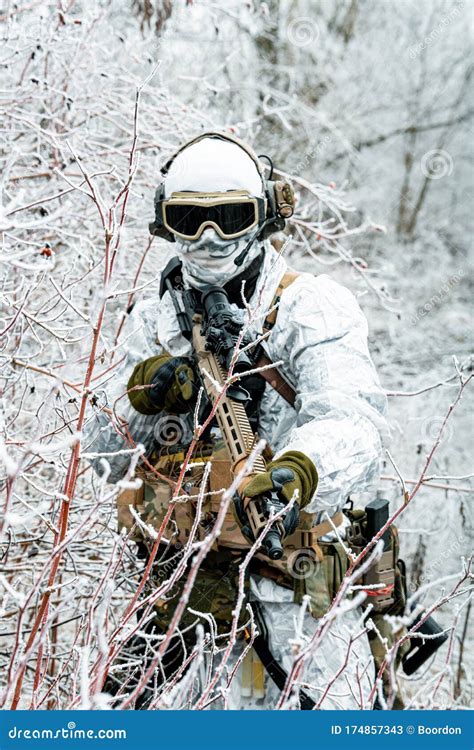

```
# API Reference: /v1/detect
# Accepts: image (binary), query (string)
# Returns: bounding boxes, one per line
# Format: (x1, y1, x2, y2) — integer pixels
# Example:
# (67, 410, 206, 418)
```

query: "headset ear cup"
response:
(262, 217, 286, 239)
(148, 222, 175, 241)
(262, 180, 286, 237)
(149, 183, 176, 242)
(262, 224, 286, 240)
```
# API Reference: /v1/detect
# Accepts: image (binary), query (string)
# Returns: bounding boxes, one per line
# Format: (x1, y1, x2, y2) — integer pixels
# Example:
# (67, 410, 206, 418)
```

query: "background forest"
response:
(1, 0, 472, 709)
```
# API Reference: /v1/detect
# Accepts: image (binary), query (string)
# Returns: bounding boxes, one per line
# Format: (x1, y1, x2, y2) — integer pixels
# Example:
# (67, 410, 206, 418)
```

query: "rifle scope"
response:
(201, 287, 253, 374)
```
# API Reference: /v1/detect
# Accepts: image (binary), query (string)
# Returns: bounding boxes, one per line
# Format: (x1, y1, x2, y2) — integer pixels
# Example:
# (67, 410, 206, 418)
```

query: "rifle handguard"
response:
(234, 469, 300, 560)
(191, 311, 300, 560)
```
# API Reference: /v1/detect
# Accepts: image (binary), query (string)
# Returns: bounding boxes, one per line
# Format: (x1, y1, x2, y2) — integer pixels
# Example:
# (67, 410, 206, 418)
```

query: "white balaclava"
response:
(164, 136, 265, 289)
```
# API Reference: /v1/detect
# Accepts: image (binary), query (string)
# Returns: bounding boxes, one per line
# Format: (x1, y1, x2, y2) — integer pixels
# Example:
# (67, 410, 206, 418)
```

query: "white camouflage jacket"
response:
(86, 243, 387, 520)
(85, 242, 388, 708)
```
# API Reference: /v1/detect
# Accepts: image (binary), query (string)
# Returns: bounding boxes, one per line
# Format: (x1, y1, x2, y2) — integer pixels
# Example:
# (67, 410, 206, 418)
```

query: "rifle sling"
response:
(254, 351, 296, 407)
(247, 600, 315, 710)
(255, 269, 300, 407)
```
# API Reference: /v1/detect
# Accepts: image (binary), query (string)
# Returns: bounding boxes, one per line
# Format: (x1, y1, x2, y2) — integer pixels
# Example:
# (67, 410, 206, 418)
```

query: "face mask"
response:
(175, 228, 261, 289)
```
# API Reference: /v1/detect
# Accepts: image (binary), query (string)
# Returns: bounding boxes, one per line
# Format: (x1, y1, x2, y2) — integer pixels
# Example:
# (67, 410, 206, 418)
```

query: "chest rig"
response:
(117, 269, 343, 609)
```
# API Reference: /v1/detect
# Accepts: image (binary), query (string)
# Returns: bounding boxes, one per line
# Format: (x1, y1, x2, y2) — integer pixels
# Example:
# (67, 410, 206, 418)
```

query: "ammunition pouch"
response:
(244, 528, 349, 621)
(346, 506, 410, 708)
(345, 508, 407, 617)
(116, 442, 257, 552)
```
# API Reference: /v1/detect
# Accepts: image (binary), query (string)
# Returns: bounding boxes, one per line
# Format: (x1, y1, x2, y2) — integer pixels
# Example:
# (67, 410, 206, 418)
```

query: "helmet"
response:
(149, 132, 294, 288)
(149, 131, 294, 242)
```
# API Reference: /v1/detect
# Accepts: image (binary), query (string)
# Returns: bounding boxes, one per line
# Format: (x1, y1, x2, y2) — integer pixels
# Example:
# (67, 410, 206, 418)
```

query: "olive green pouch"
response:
(293, 542, 350, 620)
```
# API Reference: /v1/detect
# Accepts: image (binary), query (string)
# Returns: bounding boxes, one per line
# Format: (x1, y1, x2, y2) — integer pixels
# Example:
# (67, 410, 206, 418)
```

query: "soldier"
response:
(85, 132, 390, 709)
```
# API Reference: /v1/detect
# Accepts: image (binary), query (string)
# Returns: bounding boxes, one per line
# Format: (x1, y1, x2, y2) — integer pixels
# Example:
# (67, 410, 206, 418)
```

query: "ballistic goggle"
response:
(161, 191, 267, 241)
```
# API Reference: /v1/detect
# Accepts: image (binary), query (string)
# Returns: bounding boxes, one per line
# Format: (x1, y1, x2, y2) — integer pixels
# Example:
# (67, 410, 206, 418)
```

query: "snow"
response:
(0, 0, 471, 710)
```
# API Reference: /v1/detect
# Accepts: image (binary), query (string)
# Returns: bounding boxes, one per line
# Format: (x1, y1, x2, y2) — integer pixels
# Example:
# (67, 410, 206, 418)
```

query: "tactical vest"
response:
(115, 268, 409, 706)
(117, 270, 346, 618)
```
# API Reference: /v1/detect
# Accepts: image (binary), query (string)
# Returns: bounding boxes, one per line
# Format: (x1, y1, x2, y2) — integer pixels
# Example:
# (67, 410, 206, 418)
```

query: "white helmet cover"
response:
(164, 136, 264, 197)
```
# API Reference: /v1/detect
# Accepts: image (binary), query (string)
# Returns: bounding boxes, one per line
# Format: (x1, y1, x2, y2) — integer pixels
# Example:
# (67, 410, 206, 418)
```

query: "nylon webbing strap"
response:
(262, 270, 300, 333)
(298, 511, 344, 546)
(247, 600, 315, 710)
(254, 351, 296, 407)
(255, 270, 300, 407)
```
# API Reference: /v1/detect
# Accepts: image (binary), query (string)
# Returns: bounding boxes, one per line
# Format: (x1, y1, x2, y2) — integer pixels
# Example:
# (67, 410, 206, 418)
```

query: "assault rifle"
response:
(159, 257, 289, 560)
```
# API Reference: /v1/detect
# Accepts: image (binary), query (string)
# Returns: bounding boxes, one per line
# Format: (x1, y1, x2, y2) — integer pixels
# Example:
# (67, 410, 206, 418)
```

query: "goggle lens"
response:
(164, 201, 257, 239)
